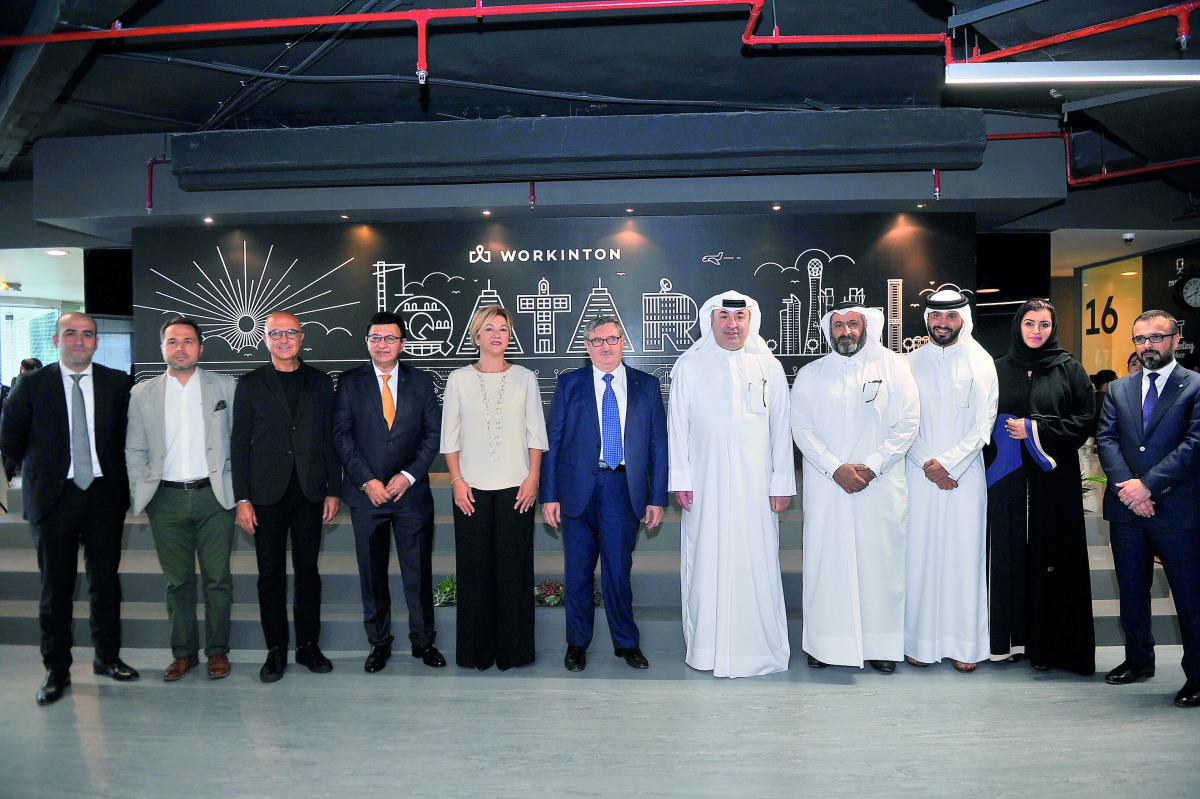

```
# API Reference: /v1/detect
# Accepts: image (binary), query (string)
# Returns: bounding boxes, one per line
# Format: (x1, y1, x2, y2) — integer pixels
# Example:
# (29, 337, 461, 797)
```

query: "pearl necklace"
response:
(475, 368, 508, 462)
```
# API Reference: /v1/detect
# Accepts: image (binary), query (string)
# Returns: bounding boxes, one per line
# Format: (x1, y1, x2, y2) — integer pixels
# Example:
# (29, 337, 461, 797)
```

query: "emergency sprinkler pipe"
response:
(146, 156, 171, 213)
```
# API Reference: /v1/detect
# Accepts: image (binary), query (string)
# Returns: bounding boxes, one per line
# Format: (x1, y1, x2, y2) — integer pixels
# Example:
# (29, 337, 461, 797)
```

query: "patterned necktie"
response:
(70, 374, 95, 489)
(601, 373, 623, 467)
(1143, 371, 1159, 431)
(381, 374, 395, 429)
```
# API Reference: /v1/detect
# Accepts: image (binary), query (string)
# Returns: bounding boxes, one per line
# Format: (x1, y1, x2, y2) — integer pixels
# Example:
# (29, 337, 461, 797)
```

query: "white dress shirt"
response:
(162, 372, 208, 481)
(592, 363, 627, 465)
(59, 363, 103, 479)
(375, 364, 414, 486)
(1141, 358, 1178, 403)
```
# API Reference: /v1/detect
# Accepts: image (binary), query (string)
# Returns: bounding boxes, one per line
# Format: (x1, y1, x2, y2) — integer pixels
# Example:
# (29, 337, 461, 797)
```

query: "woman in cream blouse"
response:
(441, 306, 548, 670)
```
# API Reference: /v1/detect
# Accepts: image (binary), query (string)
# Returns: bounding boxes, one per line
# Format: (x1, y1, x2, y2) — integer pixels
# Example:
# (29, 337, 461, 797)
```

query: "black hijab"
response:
(1006, 300, 1072, 371)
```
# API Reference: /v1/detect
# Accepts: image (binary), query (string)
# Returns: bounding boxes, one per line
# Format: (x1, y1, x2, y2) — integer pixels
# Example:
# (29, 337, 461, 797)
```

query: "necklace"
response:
(475, 369, 507, 462)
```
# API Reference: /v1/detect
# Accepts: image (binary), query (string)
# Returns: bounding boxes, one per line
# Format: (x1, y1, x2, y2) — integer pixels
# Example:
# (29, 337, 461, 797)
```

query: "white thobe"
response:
(791, 346, 919, 667)
(668, 345, 796, 677)
(904, 340, 998, 664)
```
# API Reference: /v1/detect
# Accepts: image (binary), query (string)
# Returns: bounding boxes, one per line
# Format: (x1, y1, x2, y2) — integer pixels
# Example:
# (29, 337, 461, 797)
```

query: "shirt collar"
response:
(592, 363, 626, 382)
(1145, 359, 1178, 384)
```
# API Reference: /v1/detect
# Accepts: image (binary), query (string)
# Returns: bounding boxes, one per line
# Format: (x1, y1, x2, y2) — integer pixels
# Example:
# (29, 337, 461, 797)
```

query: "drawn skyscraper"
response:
(779, 295, 801, 355)
(517, 277, 571, 354)
(803, 257, 826, 354)
(373, 260, 407, 311)
(886, 279, 903, 353)
(641, 278, 697, 352)
(567, 279, 634, 354)
(456, 279, 524, 356)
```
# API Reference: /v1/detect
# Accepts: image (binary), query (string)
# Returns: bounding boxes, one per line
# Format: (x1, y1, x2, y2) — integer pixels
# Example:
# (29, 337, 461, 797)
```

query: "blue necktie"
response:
(601, 373, 623, 467)
(1143, 372, 1159, 431)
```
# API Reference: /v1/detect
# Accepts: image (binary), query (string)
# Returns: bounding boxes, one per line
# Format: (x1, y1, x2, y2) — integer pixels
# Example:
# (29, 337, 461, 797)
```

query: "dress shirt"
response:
(592, 363, 627, 465)
(1140, 359, 1178, 404)
(59, 363, 103, 479)
(375, 364, 415, 486)
(162, 371, 208, 481)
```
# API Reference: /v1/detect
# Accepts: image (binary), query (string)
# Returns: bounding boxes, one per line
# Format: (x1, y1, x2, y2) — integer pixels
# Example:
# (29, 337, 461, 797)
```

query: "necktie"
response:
(70, 374, 94, 490)
(601, 373, 623, 467)
(1143, 371, 1159, 431)
(381, 374, 395, 429)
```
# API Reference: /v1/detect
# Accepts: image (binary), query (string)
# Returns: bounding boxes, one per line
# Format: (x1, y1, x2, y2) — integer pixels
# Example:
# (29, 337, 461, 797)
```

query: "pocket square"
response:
(214, 400, 227, 411)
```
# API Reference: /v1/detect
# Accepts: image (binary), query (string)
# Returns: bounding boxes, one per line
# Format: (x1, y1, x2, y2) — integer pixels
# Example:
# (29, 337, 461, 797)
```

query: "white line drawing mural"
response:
(641, 278, 698, 353)
(456, 279, 525, 356)
(134, 242, 359, 351)
(779, 295, 802, 355)
(567, 279, 635, 354)
(374, 261, 460, 357)
(887, 278, 903, 353)
(517, 277, 572, 355)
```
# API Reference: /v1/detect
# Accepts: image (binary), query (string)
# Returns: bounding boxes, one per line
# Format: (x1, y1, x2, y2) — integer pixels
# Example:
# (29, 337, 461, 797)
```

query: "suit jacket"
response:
(125, 367, 237, 516)
(0, 362, 130, 522)
(1097, 366, 1200, 529)
(230, 361, 341, 506)
(332, 360, 441, 512)
(540, 364, 668, 518)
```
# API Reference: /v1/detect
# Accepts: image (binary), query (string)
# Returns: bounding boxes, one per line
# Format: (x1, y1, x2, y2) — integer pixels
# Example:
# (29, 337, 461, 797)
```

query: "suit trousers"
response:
(31, 478, 125, 670)
(252, 472, 324, 650)
(350, 500, 436, 648)
(563, 468, 641, 650)
(452, 486, 535, 670)
(146, 485, 236, 658)
(1110, 519, 1200, 681)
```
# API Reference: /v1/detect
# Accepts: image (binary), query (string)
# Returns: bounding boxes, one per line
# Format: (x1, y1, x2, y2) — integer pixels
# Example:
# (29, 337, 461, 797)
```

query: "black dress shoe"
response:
(260, 647, 287, 683)
(1174, 679, 1200, 708)
(614, 646, 649, 669)
(411, 643, 446, 668)
(36, 669, 71, 706)
(1104, 660, 1155, 685)
(869, 660, 896, 674)
(92, 657, 140, 682)
(806, 654, 828, 669)
(364, 644, 392, 673)
(564, 645, 587, 672)
(295, 642, 333, 673)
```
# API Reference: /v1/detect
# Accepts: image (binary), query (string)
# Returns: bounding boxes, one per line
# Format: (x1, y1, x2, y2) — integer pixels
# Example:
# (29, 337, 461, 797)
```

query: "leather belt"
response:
(160, 478, 211, 490)
(597, 462, 626, 472)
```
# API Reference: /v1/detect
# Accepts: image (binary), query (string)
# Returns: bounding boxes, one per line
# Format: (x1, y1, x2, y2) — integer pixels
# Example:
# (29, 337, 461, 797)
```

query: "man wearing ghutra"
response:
(791, 300, 920, 673)
(903, 288, 998, 672)
(667, 290, 795, 678)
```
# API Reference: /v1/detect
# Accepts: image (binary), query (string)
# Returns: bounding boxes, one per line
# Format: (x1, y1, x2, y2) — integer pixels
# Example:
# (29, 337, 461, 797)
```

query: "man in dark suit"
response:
(0, 312, 138, 705)
(1097, 309, 1200, 709)
(333, 311, 445, 673)
(541, 315, 669, 672)
(232, 310, 341, 683)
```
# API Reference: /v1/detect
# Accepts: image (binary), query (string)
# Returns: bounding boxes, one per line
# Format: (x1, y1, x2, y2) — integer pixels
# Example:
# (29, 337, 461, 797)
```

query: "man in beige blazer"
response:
(126, 316, 238, 681)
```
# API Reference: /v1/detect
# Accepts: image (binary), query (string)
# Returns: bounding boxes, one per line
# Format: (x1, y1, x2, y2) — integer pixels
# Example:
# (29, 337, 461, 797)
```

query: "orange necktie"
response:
(381, 374, 395, 429)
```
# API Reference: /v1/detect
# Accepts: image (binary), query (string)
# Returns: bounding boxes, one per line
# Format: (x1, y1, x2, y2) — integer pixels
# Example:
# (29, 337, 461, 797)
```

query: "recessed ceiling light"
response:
(340, 214, 350, 219)
(771, 204, 781, 211)
(916, 203, 927, 209)
(1120, 271, 1138, 276)
(625, 208, 635, 214)
(45, 249, 69, 256)
(203, 216, 214, 224)
(976, 288, 1000, 294)
(482, 210, 492, 216)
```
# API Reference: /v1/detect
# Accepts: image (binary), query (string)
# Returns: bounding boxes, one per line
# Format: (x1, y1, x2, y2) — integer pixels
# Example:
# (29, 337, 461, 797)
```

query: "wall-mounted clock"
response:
(1174, 270, 1200, 310)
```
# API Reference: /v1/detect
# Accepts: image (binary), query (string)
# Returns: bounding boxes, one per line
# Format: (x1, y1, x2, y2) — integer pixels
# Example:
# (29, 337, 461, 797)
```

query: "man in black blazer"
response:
(1097, 309, 1200, 709)
(232, 310, 341, 682)
(0, 312, 138, 705)
(333, 311, 445, 672)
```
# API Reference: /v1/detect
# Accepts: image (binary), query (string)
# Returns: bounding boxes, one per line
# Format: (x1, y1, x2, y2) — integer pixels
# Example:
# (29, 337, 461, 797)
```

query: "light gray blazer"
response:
(125, 367, 237, 516)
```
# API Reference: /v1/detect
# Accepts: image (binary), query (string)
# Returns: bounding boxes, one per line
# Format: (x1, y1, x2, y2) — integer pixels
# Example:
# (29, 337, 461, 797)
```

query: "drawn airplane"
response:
(702, 252, 724, 266)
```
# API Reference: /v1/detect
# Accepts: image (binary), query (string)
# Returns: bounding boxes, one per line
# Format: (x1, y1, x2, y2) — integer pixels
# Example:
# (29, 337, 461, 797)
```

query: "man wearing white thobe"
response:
(791, 301, 920, 673)
(904, 289, 998, 671)
(668, 290, 796, 678)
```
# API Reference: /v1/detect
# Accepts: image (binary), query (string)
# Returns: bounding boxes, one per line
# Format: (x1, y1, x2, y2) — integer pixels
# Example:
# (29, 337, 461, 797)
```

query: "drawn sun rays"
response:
(135, 242, 359, 351)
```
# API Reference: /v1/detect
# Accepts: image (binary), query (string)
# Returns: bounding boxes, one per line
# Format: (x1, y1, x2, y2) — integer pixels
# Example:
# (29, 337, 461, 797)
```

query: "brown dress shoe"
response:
(163, 655, 199, 682)
(207, 654, 231, 679)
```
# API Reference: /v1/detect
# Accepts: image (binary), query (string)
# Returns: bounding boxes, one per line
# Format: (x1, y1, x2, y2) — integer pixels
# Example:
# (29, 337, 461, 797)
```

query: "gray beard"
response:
(835, 337, 864, 356)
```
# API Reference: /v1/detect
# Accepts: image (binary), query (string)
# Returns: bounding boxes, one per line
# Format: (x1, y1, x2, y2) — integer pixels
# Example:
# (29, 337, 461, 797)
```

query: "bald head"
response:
(264, 310, 304, 370)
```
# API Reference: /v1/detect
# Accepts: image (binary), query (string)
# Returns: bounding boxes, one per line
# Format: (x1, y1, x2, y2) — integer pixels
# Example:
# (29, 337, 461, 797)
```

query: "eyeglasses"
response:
(1132, 333, 1172, 345)
(586, 335, 622, 347)
(367, 334, 402, 344)
(266, 329, 301, 340)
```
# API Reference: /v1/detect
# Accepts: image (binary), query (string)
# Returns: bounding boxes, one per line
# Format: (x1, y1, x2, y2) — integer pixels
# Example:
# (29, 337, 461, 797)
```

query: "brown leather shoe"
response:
(206, 654, 231, 680)
(163, 655, 199, 682)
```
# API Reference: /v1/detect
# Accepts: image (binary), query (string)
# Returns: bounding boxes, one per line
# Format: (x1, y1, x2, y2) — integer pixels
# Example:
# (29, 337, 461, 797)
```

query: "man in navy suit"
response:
(1097, 309, 1200, 708)
(541, 316, 668, 672)
(333, 311, 445, 672)
(1, 312, 138, 705)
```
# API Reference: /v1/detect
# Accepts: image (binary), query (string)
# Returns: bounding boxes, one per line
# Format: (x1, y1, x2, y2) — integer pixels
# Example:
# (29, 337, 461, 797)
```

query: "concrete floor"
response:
(2, 644, 1196, 799)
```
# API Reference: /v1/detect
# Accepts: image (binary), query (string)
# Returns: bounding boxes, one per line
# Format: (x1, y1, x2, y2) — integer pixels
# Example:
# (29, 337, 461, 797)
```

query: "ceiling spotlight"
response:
(976, 288, 1000, 294)
(916, 203, 927, 209)
(482, 210, 492, 216)
(340, 214, 350, 219)
(45, 249, 69, 257)
(771, 204, 781, 211)
(0, 281, 23, 292)
(203, 216, 214, 224)
(1120, 271, 1138, 276)
(626, 208, 635, 214)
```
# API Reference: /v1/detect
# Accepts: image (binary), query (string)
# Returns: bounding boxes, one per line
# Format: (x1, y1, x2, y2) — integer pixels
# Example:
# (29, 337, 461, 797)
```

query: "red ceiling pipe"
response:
(986, 131, 1200, 187)
(146, 156, 171, 213)
(962, 1, 1199, 63)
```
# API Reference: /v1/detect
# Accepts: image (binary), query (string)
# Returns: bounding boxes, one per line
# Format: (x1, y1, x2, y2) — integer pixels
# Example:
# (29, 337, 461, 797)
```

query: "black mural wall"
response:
(132, 213, 975, 403)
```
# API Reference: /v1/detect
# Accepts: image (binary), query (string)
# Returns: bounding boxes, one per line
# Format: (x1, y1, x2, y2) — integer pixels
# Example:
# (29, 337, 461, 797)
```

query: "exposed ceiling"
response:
(0, 247, 84, 302)
(2, 0, 1200, 269)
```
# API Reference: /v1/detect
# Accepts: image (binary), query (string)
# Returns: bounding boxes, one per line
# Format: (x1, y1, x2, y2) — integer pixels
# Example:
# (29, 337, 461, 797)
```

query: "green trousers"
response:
(146, 485, 236, 658)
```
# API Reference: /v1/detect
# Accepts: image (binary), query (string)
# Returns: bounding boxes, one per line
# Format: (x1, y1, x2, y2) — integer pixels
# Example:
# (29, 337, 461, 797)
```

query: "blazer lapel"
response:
(1144, 368, 1190, 437)
(388, 367, 411, 438)
(580, 370, 601, 443)
(147, 373, 168, 461)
